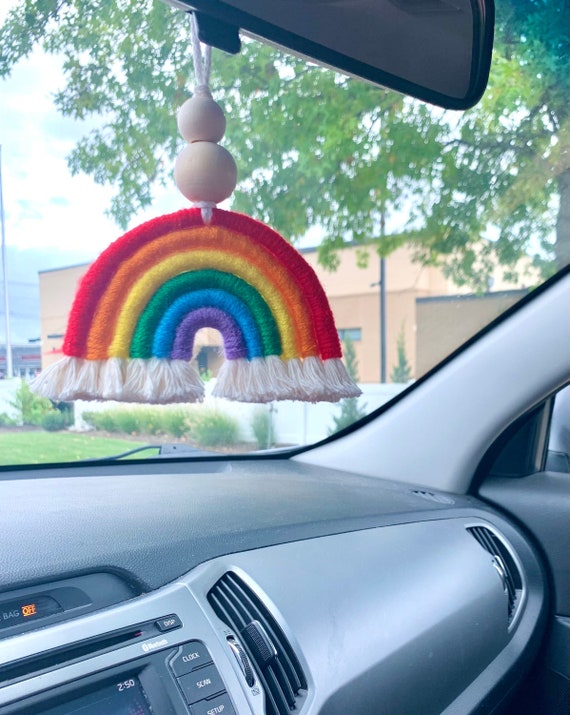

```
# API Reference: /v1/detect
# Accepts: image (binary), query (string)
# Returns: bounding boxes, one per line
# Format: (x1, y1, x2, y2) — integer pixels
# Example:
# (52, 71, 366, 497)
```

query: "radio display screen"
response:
(42, 676, 152, 715)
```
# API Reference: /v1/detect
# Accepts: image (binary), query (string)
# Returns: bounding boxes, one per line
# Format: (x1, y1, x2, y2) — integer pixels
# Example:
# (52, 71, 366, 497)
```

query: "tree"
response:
(1, 0, 568, 285)
(251, 406, 276, 450)
(8, 380, 54, 426)
(390, 324, 412, 384)
(411, 0, 570, 284)
(328, 337, 367, 434)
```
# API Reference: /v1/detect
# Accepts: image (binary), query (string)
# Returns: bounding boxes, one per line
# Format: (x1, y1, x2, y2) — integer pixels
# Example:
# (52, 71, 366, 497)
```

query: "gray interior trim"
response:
(295, 274, 570, 493)
(480, 472, 570, 615)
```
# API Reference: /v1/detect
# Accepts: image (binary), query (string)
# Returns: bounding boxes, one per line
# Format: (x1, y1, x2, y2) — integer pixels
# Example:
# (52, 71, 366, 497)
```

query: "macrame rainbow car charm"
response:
(32, 16, 360, 405)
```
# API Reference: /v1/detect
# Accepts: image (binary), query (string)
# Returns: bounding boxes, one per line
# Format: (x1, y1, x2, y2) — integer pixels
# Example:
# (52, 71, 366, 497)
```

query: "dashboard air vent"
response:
(467, 526, 523, 623)
(410, 489, 455, 504)
(208, 572, 307, 715)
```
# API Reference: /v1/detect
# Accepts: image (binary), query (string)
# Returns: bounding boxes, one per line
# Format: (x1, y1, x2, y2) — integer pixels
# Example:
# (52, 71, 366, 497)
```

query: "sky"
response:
(0, 51, 104, 342)
(0, 3, 186, 343)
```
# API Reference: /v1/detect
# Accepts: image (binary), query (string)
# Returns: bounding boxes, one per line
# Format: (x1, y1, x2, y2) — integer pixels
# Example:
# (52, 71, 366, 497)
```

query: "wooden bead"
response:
(174, 142, 237, 204)
(177, 93, 226, 144)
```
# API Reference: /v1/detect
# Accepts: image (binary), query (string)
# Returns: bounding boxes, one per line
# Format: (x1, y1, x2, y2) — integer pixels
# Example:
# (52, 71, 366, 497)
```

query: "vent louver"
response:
(208, 572, 307, 715)
(467, 526, 523, 623)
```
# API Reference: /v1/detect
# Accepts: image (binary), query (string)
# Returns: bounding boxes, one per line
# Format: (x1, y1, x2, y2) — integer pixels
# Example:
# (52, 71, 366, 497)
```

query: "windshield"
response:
(0, 0, 567, 465)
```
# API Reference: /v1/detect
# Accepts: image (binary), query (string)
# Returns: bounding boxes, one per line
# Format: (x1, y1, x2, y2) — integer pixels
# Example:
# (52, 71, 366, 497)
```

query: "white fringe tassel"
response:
(213, 355, 361, 403)
(30, 356, 204, 404)
(213, 355, 295, 402)
(298, 356, 361, 402)
(31, 355, 360, 404)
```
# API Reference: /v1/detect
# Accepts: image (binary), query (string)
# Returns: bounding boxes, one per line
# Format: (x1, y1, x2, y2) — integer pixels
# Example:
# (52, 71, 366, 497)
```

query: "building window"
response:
(338, 328, 362, 342)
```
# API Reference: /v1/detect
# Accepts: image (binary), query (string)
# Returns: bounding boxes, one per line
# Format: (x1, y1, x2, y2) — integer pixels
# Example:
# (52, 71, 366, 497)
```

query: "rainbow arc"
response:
(32, 209, 360, 403)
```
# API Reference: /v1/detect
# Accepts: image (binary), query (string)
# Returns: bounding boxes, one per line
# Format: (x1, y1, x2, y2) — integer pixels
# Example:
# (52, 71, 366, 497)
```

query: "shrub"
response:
(390, 323, 413, 383)
(126, 408, 148, 434)
(328, 397, 367, 434)
(82, 406, 191, 439)
(82, 410, 119, 432)
(52, 401, 74, 426)
(161, 409, 188, 438)
(9, 381, 53, 426)
(0, 412, 17, 427)
(251, 407, 276, 449)
(189, 410, 239, 448)
(112, 410, 140, 435)
(328, 336, 367, 434)
(41, 411, 68, 432)
(81, 406, 240, 446)
(133, 407, 165, 435)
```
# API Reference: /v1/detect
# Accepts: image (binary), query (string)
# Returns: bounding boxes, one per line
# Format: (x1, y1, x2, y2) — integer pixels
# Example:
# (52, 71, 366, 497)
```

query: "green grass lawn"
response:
(0, 431, 150, 466)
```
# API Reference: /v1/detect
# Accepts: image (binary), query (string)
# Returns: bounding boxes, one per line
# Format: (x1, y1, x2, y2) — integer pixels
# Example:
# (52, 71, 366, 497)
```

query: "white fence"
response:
(74, 380, 409, 447)
(218, 382, 408, 446)
(1, 377, 409, 448)
(0, 380, 19, 419)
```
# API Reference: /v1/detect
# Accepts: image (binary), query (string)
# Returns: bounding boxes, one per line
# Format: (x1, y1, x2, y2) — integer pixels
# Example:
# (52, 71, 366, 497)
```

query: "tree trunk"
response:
(556, 168, 570, 268)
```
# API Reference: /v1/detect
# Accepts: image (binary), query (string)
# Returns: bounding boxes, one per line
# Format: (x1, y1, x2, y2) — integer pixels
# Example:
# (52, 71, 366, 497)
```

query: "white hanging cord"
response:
(193, 200, 216, 224)
(190, 13, 212, 95)
(189, 13, 215, 222)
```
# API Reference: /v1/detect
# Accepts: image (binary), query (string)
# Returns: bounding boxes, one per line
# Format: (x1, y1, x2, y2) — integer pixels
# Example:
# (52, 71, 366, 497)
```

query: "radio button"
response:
(178, 664, 225, 704)
(171, 641, 213, 677)
(191, 692, 236, 715)
(156, 614, 182, 632)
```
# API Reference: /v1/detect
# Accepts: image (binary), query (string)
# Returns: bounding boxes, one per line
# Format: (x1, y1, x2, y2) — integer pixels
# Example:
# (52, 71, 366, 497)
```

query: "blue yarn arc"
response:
(152, 288, 264, 359)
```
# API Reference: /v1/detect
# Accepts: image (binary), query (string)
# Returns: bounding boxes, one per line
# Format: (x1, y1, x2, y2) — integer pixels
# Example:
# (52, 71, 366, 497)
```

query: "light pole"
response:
(371, 208, 387, 383)
(379, 254, 386, 383)
(379, 208, 387, 383)
(370, 254, 387, 383)
(0, 145, 13, 379)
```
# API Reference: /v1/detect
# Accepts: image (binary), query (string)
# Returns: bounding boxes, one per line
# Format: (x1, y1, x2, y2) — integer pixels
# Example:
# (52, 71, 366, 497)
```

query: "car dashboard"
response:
(0, 460, 547, 714)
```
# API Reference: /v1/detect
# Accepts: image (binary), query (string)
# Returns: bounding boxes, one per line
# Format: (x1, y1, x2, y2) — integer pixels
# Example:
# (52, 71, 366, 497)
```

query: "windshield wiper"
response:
(76, 443, 222, 463)
(75, 442, 299, 465)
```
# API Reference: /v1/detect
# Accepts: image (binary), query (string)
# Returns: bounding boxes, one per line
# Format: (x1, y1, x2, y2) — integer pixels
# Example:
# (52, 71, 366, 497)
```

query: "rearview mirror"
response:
(168, 0, 495, 110)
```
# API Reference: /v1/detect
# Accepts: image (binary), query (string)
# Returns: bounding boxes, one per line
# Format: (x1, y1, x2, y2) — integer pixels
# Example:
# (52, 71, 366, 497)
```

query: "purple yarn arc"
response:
(171, 306, 248, 361)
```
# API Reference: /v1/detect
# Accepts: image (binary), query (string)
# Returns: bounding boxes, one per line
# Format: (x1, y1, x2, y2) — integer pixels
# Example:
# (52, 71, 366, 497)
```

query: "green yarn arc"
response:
(130, 269, 282, 359)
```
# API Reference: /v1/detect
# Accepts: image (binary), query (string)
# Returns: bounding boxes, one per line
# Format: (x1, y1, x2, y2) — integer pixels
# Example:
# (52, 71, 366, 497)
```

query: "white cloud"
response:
(0, 28, 184, 259)
(0, 6, 185, 344)
(1, 50, 118, 255)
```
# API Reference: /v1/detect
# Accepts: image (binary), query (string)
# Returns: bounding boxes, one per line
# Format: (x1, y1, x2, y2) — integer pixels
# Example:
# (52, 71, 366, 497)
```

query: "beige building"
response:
(303, 245, 530, 381)
(38, 245, 533, 383)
